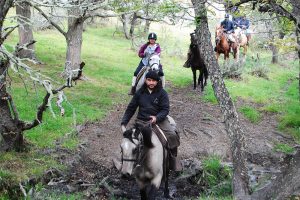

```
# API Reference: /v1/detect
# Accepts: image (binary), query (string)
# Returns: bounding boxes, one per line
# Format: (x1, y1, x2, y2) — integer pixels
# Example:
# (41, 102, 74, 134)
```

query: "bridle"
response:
(148, 54, 160, 70)
(121, 132, 142, 167)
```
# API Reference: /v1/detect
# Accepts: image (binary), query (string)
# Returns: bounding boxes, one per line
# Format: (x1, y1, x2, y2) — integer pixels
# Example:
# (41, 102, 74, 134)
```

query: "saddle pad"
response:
(135, 66, 148, 87)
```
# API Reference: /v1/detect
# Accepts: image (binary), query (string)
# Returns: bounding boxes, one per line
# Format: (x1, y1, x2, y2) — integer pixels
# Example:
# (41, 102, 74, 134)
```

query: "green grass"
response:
(239, 106, 261, 123)
(273, 143, 295, 154)
(203, 53, 299, 138)
(196, 156, 232, 197)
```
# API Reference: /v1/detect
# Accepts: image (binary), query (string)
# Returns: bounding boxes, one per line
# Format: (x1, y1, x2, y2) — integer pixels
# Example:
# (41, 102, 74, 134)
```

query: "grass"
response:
(273, 143, 295, 154)
(202, 50, 299, 138)
(196, 156, 232, 197)
(239, 106, 261, 123)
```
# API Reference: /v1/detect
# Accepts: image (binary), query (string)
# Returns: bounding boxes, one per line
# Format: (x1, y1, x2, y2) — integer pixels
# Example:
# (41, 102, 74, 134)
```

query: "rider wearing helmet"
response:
(128, 32, 164, 95)
(220, 13, 236, 51)
(236, 14, 251, 44)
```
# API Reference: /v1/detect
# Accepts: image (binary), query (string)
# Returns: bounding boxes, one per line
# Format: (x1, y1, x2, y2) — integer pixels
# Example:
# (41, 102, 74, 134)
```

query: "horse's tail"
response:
(141, 126, 154, 148)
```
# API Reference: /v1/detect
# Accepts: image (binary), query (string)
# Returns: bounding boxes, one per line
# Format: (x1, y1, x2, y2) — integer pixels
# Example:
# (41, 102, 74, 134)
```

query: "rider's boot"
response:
(160, 76, 166, 88)
(169, 147, 182, 172)
(128, 76, 137, 95)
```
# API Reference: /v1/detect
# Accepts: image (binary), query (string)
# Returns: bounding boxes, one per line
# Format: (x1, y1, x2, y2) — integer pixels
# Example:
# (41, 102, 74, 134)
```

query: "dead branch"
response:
(21, 62, 85, 131)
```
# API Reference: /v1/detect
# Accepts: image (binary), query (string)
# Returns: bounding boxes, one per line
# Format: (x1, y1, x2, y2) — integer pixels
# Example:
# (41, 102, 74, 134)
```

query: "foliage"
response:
(193, 156, 232, 196)
(239, 105, 261, 123)
(273, 143, 295, 154)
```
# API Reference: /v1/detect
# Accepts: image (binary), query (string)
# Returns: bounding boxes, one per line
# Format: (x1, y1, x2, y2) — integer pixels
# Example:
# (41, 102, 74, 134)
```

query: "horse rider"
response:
(121, 70, 182, 171)
(128, 32, 165, 95)
(220, 13, 236, 52)
(235, 14, 251, 44)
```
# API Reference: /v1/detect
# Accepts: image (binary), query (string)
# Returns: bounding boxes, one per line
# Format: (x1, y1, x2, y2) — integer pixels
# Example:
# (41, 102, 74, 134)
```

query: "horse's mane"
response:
(123, 129, 140, 143)
(141, 126, 154, 148)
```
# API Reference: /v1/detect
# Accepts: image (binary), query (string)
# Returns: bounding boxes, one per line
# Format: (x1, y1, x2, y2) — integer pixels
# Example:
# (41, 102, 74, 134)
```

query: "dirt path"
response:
(53, 85, 293, 199)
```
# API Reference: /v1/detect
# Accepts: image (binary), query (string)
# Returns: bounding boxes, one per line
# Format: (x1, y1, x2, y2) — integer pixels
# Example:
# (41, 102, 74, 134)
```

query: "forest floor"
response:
(38, 84, 296, 199)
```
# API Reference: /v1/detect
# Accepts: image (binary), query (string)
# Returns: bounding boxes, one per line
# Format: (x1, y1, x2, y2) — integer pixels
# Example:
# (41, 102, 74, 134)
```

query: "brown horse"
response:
(215, 27, 239, 61)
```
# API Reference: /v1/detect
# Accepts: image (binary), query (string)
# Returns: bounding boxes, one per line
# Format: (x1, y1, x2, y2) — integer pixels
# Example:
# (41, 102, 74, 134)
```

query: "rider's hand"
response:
(121, 124, 126, 132)
(149, 116, 157, 124)
(144, 52, 150, 58)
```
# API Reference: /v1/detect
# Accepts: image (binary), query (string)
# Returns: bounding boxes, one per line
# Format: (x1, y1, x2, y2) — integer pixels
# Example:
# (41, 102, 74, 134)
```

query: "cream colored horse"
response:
(235, 27, 248, 58)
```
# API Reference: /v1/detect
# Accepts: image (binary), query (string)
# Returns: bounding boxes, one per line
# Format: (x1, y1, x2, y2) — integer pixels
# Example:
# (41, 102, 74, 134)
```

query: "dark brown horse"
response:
(183, 32, 208, 91)
(215, 27, 239, 61)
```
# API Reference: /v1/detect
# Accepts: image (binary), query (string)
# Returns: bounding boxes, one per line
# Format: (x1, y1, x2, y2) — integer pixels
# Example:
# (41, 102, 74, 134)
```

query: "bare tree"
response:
(0, 0, 84, 151)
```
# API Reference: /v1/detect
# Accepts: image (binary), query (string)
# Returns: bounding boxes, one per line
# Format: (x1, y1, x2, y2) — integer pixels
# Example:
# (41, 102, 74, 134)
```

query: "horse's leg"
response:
(197, 69, 201, 86)
(192, 68, 197, 90)
(216, 52, 220, 61)
(199, 69, 204, 91)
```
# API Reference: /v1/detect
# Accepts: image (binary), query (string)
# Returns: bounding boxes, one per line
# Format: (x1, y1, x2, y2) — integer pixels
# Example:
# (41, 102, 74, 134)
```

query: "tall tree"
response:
(16, 1, 37, 60)
(191, 0, 250, 199)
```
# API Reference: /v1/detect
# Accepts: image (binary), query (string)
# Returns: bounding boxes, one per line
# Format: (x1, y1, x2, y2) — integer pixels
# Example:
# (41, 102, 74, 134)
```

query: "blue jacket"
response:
(221, 20, 235, 33)
(237, 18, 250, 29)
(121, 84, 169, 125)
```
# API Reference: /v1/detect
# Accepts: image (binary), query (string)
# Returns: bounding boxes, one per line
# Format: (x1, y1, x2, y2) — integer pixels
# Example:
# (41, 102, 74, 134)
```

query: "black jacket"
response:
(121, 84, 169, 126)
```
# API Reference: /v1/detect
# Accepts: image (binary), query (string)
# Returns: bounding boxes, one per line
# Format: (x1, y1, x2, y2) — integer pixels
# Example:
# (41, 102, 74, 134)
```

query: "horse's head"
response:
(120, 128, 141, 178)
(148, 53, 160, 71)
(215, 27, 225, 44)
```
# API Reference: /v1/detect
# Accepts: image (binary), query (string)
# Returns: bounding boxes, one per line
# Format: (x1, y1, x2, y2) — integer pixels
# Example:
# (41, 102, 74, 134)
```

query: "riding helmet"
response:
(148, 32, 157, 40)
(145, 71, 160, 81)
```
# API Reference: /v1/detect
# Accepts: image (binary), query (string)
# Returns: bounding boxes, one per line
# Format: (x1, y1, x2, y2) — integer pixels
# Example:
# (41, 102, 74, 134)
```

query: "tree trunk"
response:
(0, 60, 24, 152)
(144, 20, 151, 35)
(65, 8, 84, 73)
(191, 0, 250, 199)
(121, 14, 130, 39)
(16, 2, 37, 60)
(297, 25, 300, 100)
(265, 19, 279, 64)
(129, 12, 138, 38)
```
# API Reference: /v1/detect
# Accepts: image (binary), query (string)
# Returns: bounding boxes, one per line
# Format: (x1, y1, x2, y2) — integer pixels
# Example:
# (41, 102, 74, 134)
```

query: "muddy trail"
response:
(39, 85, 294, 199)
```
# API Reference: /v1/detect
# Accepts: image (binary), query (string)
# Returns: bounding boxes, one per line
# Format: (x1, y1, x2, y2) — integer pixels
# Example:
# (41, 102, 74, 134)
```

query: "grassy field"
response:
(0, 21, 299, 199)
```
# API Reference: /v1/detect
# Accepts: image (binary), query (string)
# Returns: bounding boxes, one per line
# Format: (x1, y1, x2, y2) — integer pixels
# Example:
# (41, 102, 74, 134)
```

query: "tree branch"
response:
(21, 62, 85, 131)
(27, 1, 67, 38)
